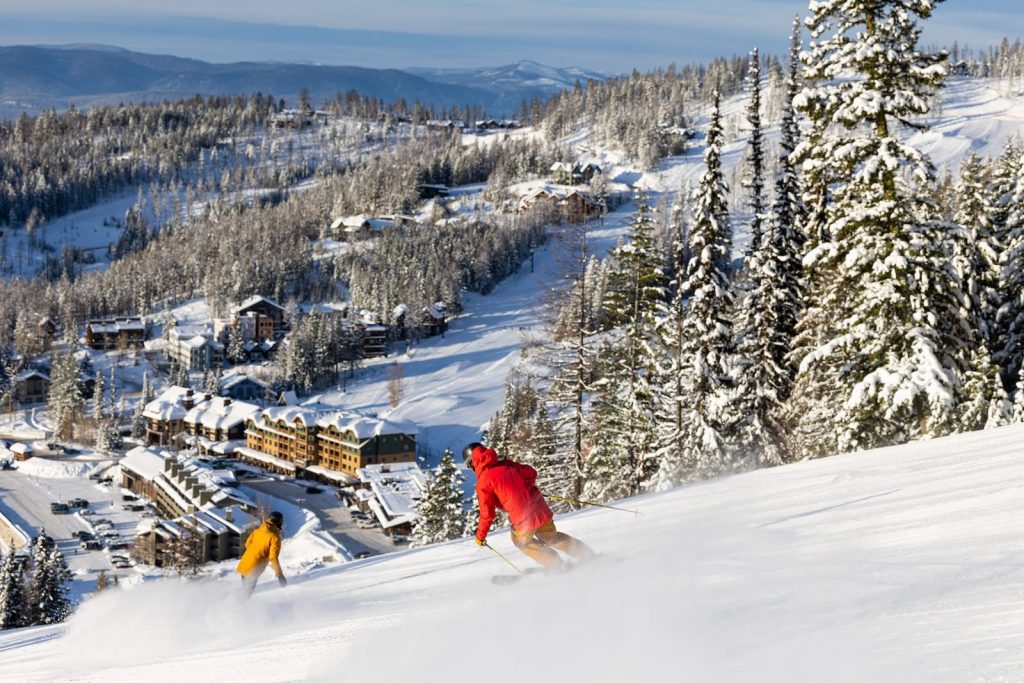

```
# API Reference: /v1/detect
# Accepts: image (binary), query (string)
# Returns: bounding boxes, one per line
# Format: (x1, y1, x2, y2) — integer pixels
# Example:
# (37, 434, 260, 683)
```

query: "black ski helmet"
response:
(268, 511, 284, 529)
(462, 442, 483, 469)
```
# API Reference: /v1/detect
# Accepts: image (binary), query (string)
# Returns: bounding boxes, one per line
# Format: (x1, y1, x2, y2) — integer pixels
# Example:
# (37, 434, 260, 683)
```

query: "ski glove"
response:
(277, 575, 288, 587)
(475, 537, 487, 547)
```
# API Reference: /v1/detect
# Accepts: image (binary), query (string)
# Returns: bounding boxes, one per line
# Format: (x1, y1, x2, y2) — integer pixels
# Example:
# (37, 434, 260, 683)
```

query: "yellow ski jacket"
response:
(236, 520, 283, 578)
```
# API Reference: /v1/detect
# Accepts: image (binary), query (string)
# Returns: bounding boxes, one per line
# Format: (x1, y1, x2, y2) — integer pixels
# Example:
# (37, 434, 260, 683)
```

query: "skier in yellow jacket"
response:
(236, 511, 287, 596)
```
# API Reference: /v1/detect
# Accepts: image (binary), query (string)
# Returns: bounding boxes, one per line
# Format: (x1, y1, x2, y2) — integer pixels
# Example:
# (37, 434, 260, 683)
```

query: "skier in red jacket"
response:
(464, 442, 593, 568)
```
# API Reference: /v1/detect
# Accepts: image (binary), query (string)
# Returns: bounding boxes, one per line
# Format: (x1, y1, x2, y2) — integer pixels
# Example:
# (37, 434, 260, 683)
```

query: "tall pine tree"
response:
(0, 550, 27, 630)
(733, 19, 807, 467)
(790, 0, 975, 453)
(742, 47, 766, 260)
(674, 91, 737, 479)
(28, 531, 71, 626)
(589, 192, 666, 494)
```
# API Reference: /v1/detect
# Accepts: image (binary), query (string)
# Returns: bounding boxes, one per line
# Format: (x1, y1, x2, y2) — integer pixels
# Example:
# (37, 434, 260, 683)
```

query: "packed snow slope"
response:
(3, 423, 1024, 681)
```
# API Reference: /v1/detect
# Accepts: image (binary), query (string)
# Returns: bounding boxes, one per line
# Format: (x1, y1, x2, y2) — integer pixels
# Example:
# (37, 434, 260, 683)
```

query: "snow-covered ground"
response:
(3, 74, 1023, 676)
(3, 422, 1023, 681)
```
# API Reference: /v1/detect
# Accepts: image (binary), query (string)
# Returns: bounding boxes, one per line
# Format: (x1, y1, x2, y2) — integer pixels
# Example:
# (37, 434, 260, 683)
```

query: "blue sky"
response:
(0, 1, 1021, 72)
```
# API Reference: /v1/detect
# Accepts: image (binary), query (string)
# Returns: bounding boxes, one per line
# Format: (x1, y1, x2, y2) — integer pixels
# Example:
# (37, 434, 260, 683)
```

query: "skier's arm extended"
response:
(268, 533, 283, 577)
(476, 483, 497, 542)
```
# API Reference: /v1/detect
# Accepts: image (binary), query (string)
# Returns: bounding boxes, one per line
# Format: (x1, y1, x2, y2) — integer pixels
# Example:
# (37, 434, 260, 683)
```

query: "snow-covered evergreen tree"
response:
(989, 140, 1021, 235)
(996, 150, 1024, 391)
(953, 152, 1001, 349)
(48, 335, 84, 441)
(107, 367, 118, 421)
(789, 0, 975, 454)
(958, 347, 1009, 430)
(742, 47, 766, 259)
(91, 360, 105, 421)
(28, 532, 71, 625)
(674, 91, 737, 478)
(131, 371, 151, 440)
(1012, 364, 1024, 423)
(650, 219, 692, 487)
(412, 450, 466, 546)
(545, 227, 600, 500)
(227, 320, 246, 364)
(589, 192, 666, 494)
(731, 22, 806, 468)
(0, 550, 27, 630)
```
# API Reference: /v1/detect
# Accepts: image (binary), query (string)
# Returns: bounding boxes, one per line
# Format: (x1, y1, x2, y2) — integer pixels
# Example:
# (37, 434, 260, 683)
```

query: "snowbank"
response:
(15, 457, 102, 479)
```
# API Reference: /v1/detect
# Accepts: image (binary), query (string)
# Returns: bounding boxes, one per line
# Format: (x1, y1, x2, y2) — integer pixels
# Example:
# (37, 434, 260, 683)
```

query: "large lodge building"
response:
(142, 387, 417, 484)
(239, 406, 417, 483)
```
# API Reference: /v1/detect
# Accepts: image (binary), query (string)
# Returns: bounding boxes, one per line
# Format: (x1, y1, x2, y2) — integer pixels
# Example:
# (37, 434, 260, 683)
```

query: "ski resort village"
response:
(2, 0, 1024, 680)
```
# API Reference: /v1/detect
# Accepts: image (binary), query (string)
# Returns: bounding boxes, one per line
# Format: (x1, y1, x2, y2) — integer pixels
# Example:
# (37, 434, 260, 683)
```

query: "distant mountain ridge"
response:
(0, 45, 606, 118)
(407, 60, 609, 112)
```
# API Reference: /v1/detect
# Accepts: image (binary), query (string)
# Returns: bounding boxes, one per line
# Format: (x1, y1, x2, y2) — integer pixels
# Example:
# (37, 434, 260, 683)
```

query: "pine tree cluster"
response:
(0, 531, 73, 630)
(491, 2, 1023, 505)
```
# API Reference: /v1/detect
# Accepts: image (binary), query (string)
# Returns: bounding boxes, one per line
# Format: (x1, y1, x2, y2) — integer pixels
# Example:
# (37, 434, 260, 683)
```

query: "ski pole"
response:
(548, 495, 642, 516)
(483, 541, 525, 574)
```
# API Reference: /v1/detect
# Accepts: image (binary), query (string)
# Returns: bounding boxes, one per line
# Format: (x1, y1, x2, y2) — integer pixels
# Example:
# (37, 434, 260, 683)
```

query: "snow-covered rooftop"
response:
(315, 412, 417, 440)
(357, 462, 427, 521)
(184, 397, 261, 433)
(233, 295, 283, 313)
(14, 369, 49, 382)
(220, 372, 269, 391)
(121, 446, 167, 481)
(143, 386, 211, 421)
(256, 405, 321, 426)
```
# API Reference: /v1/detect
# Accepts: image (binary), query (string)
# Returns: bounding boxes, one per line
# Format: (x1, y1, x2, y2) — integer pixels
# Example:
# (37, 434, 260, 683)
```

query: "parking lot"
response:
(0, 464, 143, 580)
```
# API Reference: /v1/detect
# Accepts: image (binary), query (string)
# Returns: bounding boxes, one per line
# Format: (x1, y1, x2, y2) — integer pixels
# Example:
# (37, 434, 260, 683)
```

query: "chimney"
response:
(225, 506, 234, 523)
(204, 393, 212, 402)
(183, 388, 194, 410)
(223, 399, 232, 407)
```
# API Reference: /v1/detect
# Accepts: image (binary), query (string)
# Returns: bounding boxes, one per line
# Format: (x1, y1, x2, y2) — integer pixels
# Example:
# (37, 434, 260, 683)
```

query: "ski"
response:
(490, 566, 547, 585)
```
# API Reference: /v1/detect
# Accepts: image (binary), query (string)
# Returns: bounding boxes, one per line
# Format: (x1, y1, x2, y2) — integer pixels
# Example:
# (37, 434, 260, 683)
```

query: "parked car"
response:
(80, 509, 95, 516)
(50, 503, 70, 514)
(391, 535, 410, 545)
(304, 486, 323, 494)
(80, 540, 101, 551)
(112, 559, 132, 569)
(123, 504, 145, 512)
(69, 498, 88, 508)
(122, 493, 138, 502)
(353, 551, 374, 560)
(108, 541, 129, 551)
(92, 519, 114, 529)
(74, 531, 95, 540)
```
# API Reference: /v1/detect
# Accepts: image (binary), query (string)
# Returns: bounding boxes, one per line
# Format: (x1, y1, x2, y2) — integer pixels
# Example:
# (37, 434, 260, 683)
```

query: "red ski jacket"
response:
(472, 445, 553, 541)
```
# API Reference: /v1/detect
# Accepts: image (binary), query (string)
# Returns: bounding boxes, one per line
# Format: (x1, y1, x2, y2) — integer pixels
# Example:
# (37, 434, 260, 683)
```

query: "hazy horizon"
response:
(0, 1, 1020, 74)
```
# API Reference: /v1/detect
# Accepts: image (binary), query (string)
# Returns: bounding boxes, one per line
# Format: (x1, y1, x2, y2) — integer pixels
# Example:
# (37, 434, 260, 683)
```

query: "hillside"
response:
(2, 423, 1022, 681)
(0, 45, 598, 117)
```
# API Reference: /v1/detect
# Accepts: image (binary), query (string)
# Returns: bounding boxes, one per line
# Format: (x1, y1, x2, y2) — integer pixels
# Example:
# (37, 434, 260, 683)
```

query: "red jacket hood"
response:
(472, 445, 500, 471)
